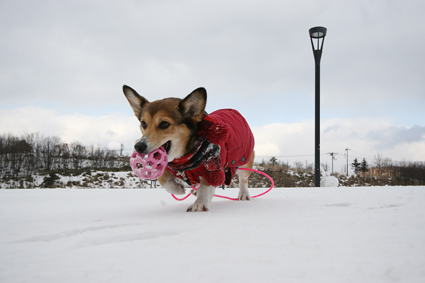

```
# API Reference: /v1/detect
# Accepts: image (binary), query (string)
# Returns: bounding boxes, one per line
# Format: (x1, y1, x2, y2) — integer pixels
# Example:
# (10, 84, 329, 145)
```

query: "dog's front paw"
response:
(186, 203, 210, 212)
(238, 191, 251, 201)
(164, 179, 186, 195)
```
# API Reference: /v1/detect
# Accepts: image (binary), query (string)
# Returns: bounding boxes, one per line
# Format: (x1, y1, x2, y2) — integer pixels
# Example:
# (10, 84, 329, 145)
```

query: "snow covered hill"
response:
(1, 187, 425, 282)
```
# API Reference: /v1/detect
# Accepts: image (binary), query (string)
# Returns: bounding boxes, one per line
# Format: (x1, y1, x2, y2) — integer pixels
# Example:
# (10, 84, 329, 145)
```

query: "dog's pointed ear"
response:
(122, 85, 149, 119)
(179, 87, 207, 123)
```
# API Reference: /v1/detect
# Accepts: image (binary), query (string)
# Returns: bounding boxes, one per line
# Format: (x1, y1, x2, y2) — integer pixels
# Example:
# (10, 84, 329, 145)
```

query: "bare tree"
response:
(321, 162, 329, 172)
(41, 136, 61, 171)
(305, 163, 313, 173)
(31, 133, 45, 172)
(70, 142, 86, 170)
(1, 132, 132, 178)
(374, 152, 384, 176)
(383, 157, 393, 167)
(93, 145, 106, 168)
(294, 161, 304, 172)
(0, 135, 5, 177)
(0, 134, 32, 177)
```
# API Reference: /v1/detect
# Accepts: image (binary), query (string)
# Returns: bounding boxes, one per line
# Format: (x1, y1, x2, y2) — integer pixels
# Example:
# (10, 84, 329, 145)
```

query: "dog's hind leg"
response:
(237, 150, 255, 201)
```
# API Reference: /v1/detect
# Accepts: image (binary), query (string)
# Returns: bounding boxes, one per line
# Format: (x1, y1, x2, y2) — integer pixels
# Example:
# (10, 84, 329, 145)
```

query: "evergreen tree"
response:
(351, 158, 361, 174)
(270, 157, 278, 166)
(41, 172, 60, 188)
(360, 158, 369, 174)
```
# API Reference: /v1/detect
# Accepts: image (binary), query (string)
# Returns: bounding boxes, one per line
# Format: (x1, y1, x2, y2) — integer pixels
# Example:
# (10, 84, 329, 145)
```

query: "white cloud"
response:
(0, 107, 141, 150)
(253, 117, 425, 171)
(252, 121, 314, 157)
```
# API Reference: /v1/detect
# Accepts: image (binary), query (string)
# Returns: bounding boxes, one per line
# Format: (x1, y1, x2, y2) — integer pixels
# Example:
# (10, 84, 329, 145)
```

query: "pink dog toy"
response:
(130, 147, 168, 180)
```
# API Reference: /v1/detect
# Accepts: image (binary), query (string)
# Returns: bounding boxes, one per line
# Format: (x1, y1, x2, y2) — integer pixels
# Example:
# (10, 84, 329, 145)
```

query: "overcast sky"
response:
(1, 0, 424, 173)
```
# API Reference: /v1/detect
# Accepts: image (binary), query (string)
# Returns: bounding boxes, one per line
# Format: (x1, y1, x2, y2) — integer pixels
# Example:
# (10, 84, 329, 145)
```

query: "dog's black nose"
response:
(134, 141, 148, 154)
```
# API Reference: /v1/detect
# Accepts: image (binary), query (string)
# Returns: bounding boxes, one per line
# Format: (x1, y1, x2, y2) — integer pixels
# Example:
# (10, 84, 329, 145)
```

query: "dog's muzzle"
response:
(134, 139, 148, 154)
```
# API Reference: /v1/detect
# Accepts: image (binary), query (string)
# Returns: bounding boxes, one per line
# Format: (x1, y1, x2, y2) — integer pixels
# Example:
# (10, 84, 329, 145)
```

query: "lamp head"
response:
(309, 26, 327, 39)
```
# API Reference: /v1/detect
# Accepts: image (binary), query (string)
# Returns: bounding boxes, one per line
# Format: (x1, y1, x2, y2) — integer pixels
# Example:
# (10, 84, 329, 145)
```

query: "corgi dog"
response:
(123, 85, 255, 212)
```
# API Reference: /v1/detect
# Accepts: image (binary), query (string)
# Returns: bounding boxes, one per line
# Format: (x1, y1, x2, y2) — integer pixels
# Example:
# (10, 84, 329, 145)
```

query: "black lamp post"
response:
(309, 26, 327, 187)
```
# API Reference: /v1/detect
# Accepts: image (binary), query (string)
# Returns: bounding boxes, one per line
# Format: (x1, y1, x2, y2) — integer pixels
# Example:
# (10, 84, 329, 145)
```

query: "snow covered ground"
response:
(1, 186, 425, 283)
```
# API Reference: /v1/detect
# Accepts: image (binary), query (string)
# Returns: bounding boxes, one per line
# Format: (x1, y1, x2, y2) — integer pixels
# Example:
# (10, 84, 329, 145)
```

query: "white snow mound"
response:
(321, 176, 339, 187)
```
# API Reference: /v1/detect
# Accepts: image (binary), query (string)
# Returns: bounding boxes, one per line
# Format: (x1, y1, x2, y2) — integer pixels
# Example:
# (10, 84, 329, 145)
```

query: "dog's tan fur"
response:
(123, 85, 254, 212)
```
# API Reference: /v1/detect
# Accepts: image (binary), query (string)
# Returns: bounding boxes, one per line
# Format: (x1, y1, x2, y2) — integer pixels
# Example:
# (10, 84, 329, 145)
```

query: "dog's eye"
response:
(159, 121, 170, 130)
(141, 121, 147, 129)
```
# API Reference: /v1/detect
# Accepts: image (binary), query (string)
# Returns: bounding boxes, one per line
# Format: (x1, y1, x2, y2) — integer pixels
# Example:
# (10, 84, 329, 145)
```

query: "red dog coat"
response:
(166, 109, 255, 187)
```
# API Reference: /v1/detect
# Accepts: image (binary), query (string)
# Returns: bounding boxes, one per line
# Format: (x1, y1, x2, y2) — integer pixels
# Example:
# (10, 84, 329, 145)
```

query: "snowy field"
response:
(1, 186, 425, 283)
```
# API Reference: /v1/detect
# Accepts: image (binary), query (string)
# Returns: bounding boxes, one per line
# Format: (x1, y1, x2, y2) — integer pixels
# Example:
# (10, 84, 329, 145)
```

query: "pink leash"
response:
(171, 168, 274, 201)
